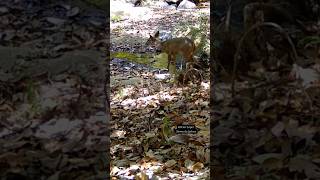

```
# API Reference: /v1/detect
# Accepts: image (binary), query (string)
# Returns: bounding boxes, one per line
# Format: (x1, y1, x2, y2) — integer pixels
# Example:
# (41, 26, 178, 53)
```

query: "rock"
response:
(156, 1, 167, 7)
(177, 0, 196, 9)
(166, 0, 180, 3)
(167, 5, 177, 9)
(156, 1, 170, 8)
(156, 2, 177, 9)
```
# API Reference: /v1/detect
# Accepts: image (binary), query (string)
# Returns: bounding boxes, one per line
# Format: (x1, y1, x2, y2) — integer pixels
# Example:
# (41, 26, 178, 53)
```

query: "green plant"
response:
(162, 116, 172, 142)
(298, 36, 320, 48)
(111, 14, 123, 22)
(26, 79, 41, 115)
(174, 13, 210, 56)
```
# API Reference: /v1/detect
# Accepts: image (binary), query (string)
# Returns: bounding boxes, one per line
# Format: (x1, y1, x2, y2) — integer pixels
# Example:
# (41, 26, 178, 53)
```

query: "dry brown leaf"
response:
(191, 162, 204, 172)
(169, 134, 190, 144)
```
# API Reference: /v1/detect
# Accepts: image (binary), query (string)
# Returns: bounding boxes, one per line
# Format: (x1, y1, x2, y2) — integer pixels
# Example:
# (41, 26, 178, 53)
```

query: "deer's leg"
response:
(179, 54, 184, 70)
(171, 54, 176, 74)
(167, 54, 171, 70)
(182, 55, 188, 70)
(184, 53, 193, 70)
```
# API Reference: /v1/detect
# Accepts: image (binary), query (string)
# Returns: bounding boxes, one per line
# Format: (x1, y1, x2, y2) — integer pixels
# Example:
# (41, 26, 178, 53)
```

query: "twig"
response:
(231, 22, 299, 97)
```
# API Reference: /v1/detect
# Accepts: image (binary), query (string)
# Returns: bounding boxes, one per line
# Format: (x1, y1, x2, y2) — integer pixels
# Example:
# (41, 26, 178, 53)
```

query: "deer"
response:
(146, 31, 196, 72)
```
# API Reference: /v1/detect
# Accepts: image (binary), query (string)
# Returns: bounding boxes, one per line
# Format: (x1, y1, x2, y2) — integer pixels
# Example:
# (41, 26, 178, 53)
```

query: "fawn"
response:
(146, 31, 195, 71)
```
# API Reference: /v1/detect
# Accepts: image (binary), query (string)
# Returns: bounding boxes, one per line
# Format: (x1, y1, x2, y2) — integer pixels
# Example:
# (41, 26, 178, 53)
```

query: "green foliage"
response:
(162, 116, 171, 127)
(162, 116, 172, 142)
(111, 14, 123, 22)
(173, 13, 210, 56)
(111, 52, 153, 65)
(152, 53, 170, 69)
(298, 36, 320, 48)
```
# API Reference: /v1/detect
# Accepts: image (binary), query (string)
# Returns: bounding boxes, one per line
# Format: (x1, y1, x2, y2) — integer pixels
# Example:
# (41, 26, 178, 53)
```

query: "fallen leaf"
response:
(165, 159, 177, 167)
(191, 162, 204, 172)
(271, 122, 285, 137)
(46, 17, 66, 26)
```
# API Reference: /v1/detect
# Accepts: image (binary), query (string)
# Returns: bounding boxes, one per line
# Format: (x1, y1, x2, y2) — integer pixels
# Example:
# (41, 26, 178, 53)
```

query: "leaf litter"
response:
(110, 58, 210, 179)
(0, 0, 107, 179)
(213, 26, 320, 180)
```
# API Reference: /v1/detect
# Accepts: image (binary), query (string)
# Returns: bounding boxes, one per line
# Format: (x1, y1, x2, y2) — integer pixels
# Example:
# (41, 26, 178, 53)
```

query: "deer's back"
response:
(161, 37, 195, 54)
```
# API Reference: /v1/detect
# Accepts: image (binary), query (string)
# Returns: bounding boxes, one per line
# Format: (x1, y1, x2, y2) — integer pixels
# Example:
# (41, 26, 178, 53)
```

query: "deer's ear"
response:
(154, 31, 160, 37)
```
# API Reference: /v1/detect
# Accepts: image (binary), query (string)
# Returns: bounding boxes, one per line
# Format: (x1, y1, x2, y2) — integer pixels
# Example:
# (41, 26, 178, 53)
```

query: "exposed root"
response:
(231, 22, 299, 97)
(183, 67, 203, 85)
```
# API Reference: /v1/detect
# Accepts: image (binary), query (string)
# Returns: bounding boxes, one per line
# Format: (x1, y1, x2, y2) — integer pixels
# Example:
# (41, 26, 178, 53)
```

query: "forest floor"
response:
(0, 0, 107, 179)
(0, 0, 319, 179)
(212, 2, 320, 179)
(110, 1, 211, 179)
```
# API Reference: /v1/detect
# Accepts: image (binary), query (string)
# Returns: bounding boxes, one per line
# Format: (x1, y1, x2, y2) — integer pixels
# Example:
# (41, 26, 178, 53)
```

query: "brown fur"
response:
(146, 31, 195, 70)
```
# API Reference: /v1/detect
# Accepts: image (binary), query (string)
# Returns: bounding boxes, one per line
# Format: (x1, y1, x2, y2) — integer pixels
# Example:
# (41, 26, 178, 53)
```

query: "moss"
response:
(152, 53, 169, 69)
(110, 52, 173, 70)
(111, 52, 159, 67)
